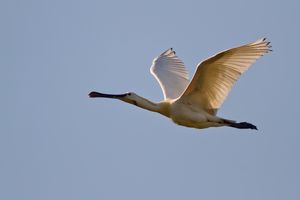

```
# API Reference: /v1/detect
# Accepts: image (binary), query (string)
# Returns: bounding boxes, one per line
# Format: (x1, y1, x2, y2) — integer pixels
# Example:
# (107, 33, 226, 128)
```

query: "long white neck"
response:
(88, 91, 171, 118)
(121, 95, 170, 117)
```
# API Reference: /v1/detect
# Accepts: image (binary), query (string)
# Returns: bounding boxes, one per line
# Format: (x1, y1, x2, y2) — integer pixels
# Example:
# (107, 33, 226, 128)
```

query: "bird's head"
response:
(89, 91, 163, 114)
(118, 92, 140, 105)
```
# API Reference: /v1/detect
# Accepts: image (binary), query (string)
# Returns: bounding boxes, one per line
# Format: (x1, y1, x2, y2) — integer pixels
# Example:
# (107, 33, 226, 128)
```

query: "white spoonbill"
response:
(89, 38, 271, 130)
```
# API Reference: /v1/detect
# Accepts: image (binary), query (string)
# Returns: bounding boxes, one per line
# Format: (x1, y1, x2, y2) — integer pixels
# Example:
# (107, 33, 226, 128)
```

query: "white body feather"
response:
(90, 38, 271, 130)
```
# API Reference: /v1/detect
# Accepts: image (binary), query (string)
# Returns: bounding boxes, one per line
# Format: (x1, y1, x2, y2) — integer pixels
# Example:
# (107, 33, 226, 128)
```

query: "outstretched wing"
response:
(150, 48, 190, 100)
(181, 38, 272, 115)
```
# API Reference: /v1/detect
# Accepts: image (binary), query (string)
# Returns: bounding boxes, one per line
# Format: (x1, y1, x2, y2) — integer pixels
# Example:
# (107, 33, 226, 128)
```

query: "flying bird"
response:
(89, 38, 271, 130)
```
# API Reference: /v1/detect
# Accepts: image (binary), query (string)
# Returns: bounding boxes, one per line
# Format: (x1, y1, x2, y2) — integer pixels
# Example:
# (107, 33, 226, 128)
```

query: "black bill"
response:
(89, 91, 127, 98)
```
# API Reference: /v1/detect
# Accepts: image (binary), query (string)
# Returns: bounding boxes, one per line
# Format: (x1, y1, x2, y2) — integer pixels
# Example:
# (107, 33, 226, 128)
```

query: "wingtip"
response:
(265, 39, 273, 52)
(170, 47, 175, 54)
(257, 37, 272, 52)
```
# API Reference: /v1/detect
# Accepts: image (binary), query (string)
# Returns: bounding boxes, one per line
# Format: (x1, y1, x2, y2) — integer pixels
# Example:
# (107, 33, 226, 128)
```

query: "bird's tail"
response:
(222, 119, 258, 130)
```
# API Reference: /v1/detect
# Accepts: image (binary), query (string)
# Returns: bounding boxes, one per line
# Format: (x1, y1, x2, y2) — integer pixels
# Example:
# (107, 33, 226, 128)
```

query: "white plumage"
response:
(90, 38, 272, 130)
(150, 48, 189, 100)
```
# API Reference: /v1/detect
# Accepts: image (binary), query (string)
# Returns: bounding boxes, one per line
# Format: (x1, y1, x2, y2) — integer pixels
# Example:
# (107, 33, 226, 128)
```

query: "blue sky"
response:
(1, 0, 300, 199)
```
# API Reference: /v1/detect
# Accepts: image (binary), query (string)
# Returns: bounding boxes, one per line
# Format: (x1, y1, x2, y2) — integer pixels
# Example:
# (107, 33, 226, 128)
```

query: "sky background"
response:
(1, 0, 300, 200)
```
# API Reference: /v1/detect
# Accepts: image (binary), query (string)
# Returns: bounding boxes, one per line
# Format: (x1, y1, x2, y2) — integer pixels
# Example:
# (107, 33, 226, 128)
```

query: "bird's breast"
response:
(170, 101, 208, 128)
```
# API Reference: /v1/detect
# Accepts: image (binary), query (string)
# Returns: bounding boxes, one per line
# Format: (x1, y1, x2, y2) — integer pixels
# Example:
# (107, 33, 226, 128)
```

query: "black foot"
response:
(230, 122, 258, 130)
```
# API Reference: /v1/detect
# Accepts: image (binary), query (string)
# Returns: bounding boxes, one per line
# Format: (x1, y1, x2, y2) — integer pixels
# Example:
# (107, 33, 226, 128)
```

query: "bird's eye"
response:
(127, 93, 132, 96)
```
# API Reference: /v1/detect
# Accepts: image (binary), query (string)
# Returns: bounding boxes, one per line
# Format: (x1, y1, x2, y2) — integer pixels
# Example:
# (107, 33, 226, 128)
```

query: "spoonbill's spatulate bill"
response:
(89, 38, 271, 130)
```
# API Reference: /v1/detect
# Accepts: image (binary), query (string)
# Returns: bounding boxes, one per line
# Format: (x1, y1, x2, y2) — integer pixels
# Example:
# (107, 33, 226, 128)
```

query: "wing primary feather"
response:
(150, 48, 190, 100)
(180, 38, 271, 115)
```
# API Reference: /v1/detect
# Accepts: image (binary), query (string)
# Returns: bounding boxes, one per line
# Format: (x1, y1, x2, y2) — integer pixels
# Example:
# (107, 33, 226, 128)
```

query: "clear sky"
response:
(1, 0, 299, 199)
